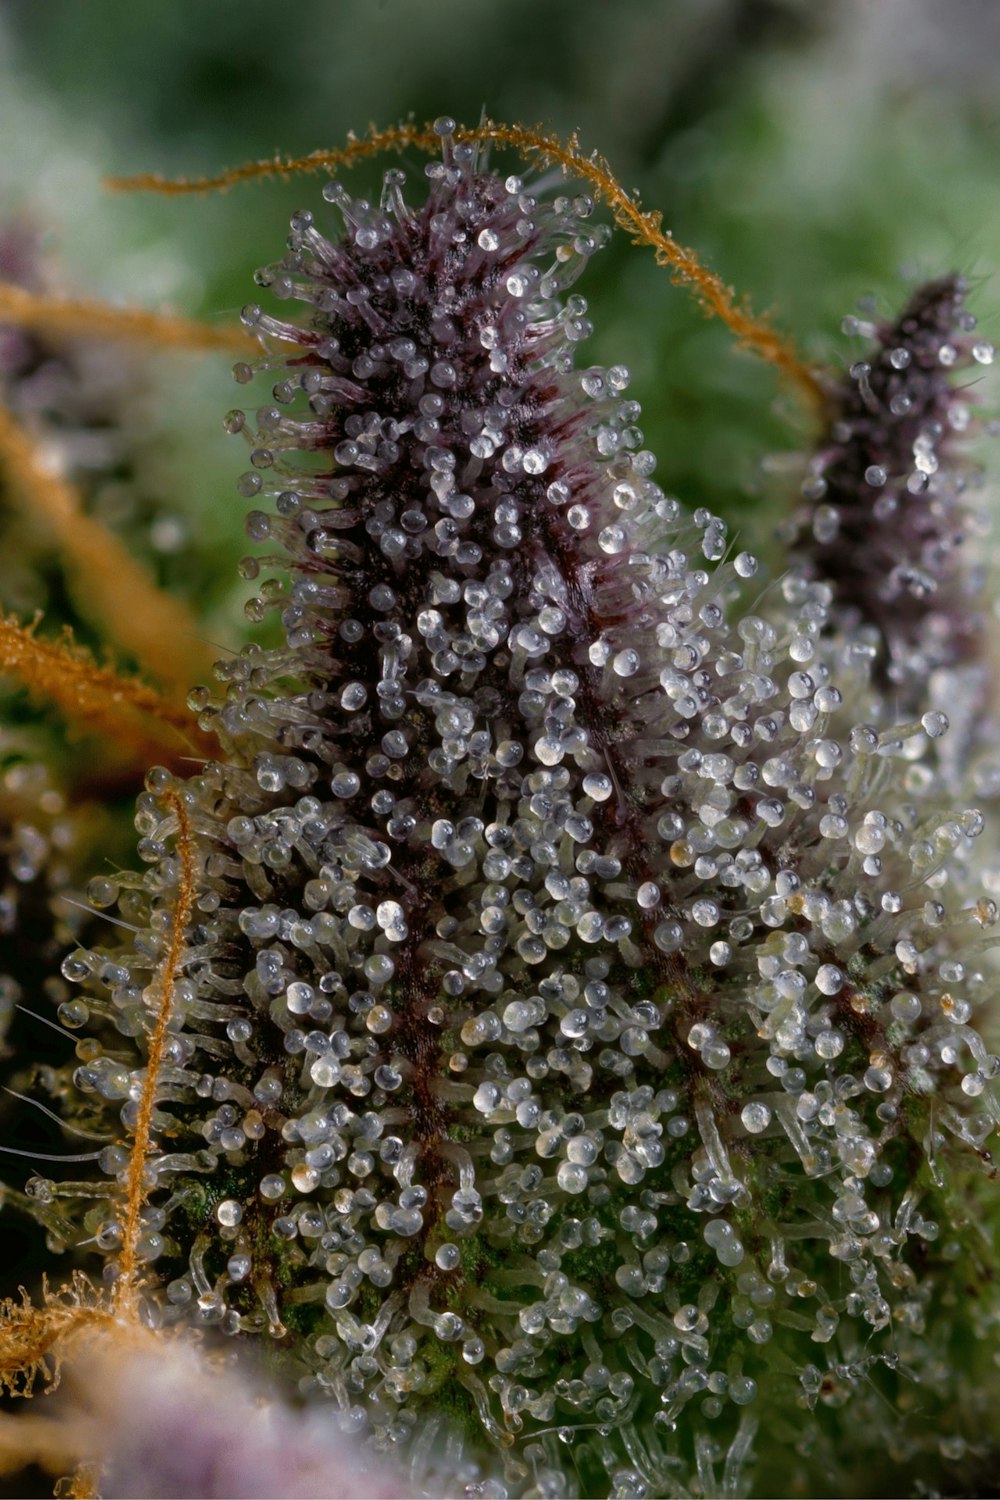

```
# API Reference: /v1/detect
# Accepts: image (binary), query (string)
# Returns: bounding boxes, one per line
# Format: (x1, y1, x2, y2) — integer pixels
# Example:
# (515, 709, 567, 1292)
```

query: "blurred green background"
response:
(2, 0, 999, 639)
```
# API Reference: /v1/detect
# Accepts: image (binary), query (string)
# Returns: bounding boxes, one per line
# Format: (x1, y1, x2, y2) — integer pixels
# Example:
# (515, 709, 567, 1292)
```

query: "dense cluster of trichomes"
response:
(787, 275, 998, 797)
(16, 123, 1000, 1497)
(790, 278, 990, 692)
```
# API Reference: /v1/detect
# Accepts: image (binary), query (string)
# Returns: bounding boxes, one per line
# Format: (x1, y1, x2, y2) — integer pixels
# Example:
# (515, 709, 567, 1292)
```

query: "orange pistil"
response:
(107, 118, 824, 412)
(0, 615, 214, 770)
(0, 403, 218, 696)
(113, 787, 196, 1316)
(0, 282, 255, 356)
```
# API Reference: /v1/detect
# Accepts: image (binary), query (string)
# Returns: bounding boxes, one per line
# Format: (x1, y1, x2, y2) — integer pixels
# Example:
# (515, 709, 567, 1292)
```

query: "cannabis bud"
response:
(10, 120, 1000, 1498)
(790, 275, 994, 712)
